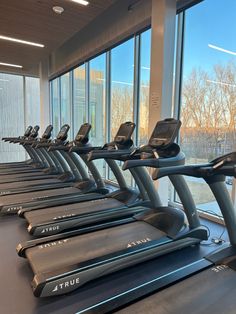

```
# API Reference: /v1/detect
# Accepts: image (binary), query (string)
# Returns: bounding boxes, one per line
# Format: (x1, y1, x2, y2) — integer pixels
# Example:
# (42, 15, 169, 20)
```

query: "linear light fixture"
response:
(0, 78, 9, 82)
(71, 0, 89, 6)
(0, 35, 44, 48)
(208, 44, 236, 56)
(0, 62, 23, 68)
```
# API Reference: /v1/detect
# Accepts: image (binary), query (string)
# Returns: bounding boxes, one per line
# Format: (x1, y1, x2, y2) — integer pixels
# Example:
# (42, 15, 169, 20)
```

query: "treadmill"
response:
(1, 125, 34, 169)
(0, 123, 138, 214)
(107, 153, 236, 314)
(17, 118, 208, 297)
(0, 122, 138, 216)
(0, 125, 78, 197)
(20, 119, 196, 238)
(0, 125, 43, 176)
(0, 125, 59, 180)
(0, 123, 99, 212)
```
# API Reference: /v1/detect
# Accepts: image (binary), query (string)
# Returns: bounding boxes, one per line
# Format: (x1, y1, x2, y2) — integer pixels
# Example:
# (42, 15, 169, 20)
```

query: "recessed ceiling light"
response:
(0, 35, 44, 48)
(71, 0, 89, 6)
(0, 62, 23, 68)
(53, 6, 64, 14)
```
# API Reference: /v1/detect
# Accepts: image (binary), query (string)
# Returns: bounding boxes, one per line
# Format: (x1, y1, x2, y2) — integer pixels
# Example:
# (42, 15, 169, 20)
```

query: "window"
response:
(0, 73, 40, 162)
(138, 29, 151, 145)
(49, 31, 152, 183)
(89, 54, 106, 145)
(25, 77, 40, 127)
(89, 54, 106, 177)
(109, 38, 135, 185)
(73, 65, 86, 136)
(60, 72, 72, 139)
(178, 0, 236, 216)
(51, 78, 60, 136)
(110, 38, 135, 139)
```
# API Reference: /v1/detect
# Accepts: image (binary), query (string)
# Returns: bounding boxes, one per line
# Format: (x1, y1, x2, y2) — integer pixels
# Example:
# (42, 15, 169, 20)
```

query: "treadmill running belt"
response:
(0, 178, 60, 190)
(26, 221, 165, 274)
(24, 198, 124, 225)
(116, 266, 236, 314)
(0, 171, 46, 179)
(0, 187, 77, 205)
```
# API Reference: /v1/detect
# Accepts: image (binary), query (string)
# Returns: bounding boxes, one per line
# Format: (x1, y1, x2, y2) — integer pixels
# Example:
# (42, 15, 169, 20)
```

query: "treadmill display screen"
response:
(149, 119, 181, 147)
(75, 123, 91, 142)
(57, 124, 70, 140)
(30, 125, 40, 138)
(42, 125, 53, 139)
(114, 122, 135, 143)
(24, 126, 32, 137)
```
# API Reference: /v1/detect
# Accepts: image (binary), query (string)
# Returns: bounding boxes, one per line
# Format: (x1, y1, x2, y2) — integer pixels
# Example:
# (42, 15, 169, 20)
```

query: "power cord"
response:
(200, 209, 226, 246)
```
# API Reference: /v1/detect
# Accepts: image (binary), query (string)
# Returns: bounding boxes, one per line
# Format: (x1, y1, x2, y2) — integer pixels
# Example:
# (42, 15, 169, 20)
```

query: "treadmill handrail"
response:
(87, 148, 134, 161)
(69, 146, 102, 153)
(36, 141, 62, 148)
(48, 145, 70, 152)
(152, 163, 236, 181)
(122, 152, 185, 170)
(21, 139, 38, 145)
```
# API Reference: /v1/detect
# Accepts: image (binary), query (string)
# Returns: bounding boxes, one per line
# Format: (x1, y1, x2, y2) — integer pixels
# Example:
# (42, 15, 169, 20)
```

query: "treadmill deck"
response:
(26, 221, 164, 274)
(25, 197, 124, 225)
(0, 186, 78, 206)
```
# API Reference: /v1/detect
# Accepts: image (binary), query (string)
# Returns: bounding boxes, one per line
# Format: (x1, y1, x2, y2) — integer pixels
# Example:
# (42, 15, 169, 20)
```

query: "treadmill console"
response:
(24, 126, 33, 137)
(29, 125, 40, 138)
(149, 118, 181, 148)
(114, 122, 135, 144)
(42, 125, 53, 139)
(75, 123, 91, 143)
(56, 124, 70, 141)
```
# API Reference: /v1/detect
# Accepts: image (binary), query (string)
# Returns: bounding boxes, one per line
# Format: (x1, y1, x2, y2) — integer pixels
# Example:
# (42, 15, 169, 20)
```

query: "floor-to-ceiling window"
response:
(177, 0, 236, 216)
(25, 76, 40, 127)
(110, 38, 135, 140)
(73, 65, 86, 137)
(109, 38, 135, 185)
(51, 78, 60, 136)
(49, 30, 151, 183)
(60, 72, 72, 139)
(138, 29, 151, 146)
(0, 73, 40, 162)
(89, 54, 106, 177)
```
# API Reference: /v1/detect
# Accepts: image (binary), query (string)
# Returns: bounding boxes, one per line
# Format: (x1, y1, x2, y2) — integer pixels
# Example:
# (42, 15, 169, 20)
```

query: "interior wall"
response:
(49, 0, 152, 78)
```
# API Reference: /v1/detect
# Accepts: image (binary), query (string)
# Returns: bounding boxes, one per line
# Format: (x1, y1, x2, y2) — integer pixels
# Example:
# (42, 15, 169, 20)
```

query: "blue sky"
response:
(183, 0, 236, 75)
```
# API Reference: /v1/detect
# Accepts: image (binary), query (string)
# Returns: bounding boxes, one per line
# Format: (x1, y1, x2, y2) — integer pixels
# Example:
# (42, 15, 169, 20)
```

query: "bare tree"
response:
(180, 61, 236, 161)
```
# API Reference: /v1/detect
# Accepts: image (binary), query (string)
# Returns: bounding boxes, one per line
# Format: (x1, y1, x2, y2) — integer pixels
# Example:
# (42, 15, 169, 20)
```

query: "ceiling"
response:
(0, 0, 115, 76)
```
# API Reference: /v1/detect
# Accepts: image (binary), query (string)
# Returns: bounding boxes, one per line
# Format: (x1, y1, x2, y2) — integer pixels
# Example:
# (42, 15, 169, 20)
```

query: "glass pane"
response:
(25, 77, 40, 127)
(73, 65, 86, 136)
(111, 38, 135, 139)
(89, 54, 106, 177)
(178, 0, 236, 216)
(110, 38, 135, 186)
(51, 78, 60, 137)
(60, 72, 72, 139)
(139, 29, 151, 146)
(0, 73, 25, 161)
